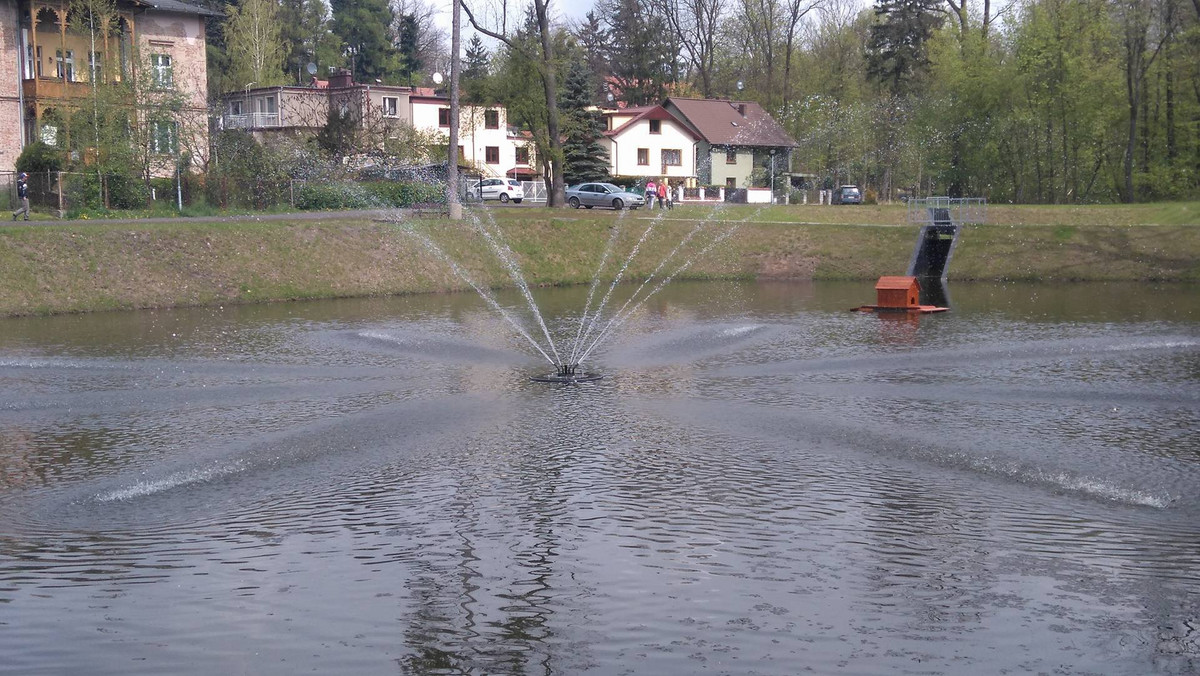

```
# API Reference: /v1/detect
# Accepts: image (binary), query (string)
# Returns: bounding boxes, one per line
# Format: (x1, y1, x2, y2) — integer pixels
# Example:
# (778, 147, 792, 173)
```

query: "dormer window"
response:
(649, 119, 661, 134)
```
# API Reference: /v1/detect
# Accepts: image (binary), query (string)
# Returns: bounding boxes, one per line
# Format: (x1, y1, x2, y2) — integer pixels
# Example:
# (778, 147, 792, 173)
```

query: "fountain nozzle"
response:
(532, 363, 602, 383)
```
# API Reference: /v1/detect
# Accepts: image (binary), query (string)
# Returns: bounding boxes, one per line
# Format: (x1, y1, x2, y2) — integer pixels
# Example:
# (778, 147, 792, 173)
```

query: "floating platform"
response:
(530, 364, 605, 384)
(851, 304, 948, 314)
(850, 276, 949, 314)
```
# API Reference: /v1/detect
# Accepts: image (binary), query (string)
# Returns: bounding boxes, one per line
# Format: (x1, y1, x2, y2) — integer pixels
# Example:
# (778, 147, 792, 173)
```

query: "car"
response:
(472, 178, 524, 203)
(565, 183, 645, 210)
(832, 185, 862, 205)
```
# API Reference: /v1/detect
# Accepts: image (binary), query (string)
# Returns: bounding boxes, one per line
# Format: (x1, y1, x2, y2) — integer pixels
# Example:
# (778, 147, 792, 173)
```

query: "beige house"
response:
(0, 0, 216, 173)
(662, 97, 797, 189)
(220, 70, 415, 142)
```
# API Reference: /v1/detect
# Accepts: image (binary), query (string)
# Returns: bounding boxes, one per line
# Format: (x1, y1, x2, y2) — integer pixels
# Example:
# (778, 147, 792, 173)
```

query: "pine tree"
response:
(462, 34, 491, 105)
(560, 59, 610, 184)
(330, 0, 399, 82)
(865, 0, 944, 96)
(279, 0, 341, 84)
(574, 11, 610, 102)
(396, 13, 421, 87)
(601, 0, 673, 106)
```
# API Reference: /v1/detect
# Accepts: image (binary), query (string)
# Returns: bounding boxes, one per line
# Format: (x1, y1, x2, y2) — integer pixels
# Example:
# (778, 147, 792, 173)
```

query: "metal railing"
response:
(906, 197, 987, 225)
(222, 112, 283, 129)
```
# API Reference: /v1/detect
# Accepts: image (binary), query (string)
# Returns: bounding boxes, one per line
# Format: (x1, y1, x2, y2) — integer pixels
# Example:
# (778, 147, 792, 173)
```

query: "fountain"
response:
(394, 199, 750, 383)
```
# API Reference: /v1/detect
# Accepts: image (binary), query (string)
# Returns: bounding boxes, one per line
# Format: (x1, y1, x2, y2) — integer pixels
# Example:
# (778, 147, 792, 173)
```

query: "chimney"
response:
(329, 69, 354, 88)
(737, 103, 746, 116)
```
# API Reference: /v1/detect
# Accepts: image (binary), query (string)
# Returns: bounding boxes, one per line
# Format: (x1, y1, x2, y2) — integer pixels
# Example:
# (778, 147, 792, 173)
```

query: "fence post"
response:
(56, 171, 64, 218)
(290, 180, 295, 208)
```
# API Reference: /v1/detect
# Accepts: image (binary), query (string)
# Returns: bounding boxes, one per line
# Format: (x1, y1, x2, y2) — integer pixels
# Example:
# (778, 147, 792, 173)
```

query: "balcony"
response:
(222, 112, 282, 129)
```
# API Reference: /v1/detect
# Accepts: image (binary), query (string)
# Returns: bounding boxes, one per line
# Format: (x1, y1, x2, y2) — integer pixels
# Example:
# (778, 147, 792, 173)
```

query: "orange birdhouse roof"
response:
(875, 276, 920, 291)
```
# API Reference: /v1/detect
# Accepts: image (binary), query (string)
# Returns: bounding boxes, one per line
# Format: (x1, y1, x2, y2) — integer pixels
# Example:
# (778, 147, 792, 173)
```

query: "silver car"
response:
(566, 183, 644, 210)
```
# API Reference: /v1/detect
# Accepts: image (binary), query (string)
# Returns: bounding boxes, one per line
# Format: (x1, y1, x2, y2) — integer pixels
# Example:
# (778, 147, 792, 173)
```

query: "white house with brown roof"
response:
(663, 97, 797, 189)
(600, 104, 699, 183)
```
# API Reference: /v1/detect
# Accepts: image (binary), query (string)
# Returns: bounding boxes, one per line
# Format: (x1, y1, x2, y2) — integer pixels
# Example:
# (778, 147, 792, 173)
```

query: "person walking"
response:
(645, 179, 656, 209)
(658, 179, 669, 210)
(11, 172, 29, 221)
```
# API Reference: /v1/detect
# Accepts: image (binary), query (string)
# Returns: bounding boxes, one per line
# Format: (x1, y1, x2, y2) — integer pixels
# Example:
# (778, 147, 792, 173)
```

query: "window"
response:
(55, 50, 74, 80)
(382, 96, 398, 117)
(726, 148, 737, 164)
(229, 100, 243, 115)
(515, 146, 530, 164)
(150, 53, 173, 88)
(151, 119, 177, 155)
(484, 109, 499, 129)
(439, 108, 450, 127)
(637, 148, 649, 166)
(485, 146, 500, 164)
(649, 119, 661, 134)
(726, 177, 736, 188)
(261, 96, 277, 114)
(87, 52, 102, 82)
(661, 149, 681, 166)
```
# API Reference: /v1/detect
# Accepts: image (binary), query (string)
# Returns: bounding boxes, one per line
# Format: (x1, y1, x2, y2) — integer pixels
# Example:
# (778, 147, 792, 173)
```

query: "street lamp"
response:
(770, 148, 776, 203)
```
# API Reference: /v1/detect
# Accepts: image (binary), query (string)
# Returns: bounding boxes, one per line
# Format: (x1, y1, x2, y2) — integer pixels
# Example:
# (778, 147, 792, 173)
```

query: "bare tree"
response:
(649, 0, 727, 97)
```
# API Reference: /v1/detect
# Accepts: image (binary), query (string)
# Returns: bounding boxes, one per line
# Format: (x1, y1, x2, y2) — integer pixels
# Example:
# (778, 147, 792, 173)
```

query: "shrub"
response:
(15, 142, 65, 173)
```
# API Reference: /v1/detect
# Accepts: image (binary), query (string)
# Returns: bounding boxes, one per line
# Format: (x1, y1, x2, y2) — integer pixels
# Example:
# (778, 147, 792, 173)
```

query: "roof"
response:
(132, 0, 223, 17)
(875, 276, 920, 290)
(603, 105, 699, 140)
(665, 97, 797, 148)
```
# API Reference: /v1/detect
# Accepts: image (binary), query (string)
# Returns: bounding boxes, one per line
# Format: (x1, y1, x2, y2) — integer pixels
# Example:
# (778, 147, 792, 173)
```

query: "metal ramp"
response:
(904, 197, 986, 306)
(905, 197, 986, 279)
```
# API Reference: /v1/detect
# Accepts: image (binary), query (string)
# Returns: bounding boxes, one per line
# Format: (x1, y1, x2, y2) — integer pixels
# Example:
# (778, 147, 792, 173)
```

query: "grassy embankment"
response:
(0, 202, 1197, 317)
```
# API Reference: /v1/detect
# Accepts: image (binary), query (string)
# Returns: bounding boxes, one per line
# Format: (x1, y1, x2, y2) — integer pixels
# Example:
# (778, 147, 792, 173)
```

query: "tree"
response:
(865, 0, 944, 95)
(224, 0, 286, 88)
(462, 0, 568, 207)
(649, 0, 726, 98)
(396, 13, 422, 86)
(561, 59, 611, 183)
(331, 0, 399, 82)
(279, 0, 344, 84)
(572, 11, 611, 101)
(462, 34, 492, 104)
(602, 0, 675, 105)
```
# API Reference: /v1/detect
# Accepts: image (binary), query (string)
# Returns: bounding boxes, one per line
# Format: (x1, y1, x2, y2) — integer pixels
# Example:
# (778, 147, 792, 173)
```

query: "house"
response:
(408, 92, 535, 180)
(600, 104, 699, 184)
(1, 0, 218, 173)
(222, 80, 536, 179)
(662, 97, 797, 189)
(221, 70, 414, 141)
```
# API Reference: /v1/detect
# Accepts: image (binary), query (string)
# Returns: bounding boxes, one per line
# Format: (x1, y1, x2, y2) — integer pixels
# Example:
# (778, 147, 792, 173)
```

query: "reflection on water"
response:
(0, 281, 1198, 675)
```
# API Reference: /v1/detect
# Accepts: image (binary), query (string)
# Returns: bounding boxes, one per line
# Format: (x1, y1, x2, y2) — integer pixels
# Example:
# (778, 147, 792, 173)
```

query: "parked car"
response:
(472, 178, 525, 203)
(565, 183, 645, 210)
(832, 185, 862, 204)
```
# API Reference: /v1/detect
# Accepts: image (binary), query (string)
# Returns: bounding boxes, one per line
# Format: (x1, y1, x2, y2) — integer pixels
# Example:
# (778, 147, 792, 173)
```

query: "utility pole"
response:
(447, 0, 462, 220)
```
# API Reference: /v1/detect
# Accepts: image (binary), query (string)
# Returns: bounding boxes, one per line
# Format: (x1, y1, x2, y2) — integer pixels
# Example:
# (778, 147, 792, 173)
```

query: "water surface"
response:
(1, 281, 1198, 674)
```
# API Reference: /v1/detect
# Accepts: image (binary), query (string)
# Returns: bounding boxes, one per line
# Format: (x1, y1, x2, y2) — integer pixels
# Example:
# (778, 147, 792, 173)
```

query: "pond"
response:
(1, 280, 1198, 675)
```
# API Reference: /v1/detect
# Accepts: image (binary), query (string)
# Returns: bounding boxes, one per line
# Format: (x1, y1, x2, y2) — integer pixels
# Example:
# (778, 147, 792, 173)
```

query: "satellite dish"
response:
(736, 80, 744, 91)
(306, 62, 317, 75)
(432, 72, 444, 84)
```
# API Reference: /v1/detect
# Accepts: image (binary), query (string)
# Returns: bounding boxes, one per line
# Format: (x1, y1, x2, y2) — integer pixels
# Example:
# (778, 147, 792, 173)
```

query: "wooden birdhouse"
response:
(875, 276, 920, 309)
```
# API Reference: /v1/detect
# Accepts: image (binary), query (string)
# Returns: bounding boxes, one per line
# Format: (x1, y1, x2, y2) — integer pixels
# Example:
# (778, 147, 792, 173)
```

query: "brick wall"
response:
(136, 10, 209, 173)
(0, 2, 24, 172)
